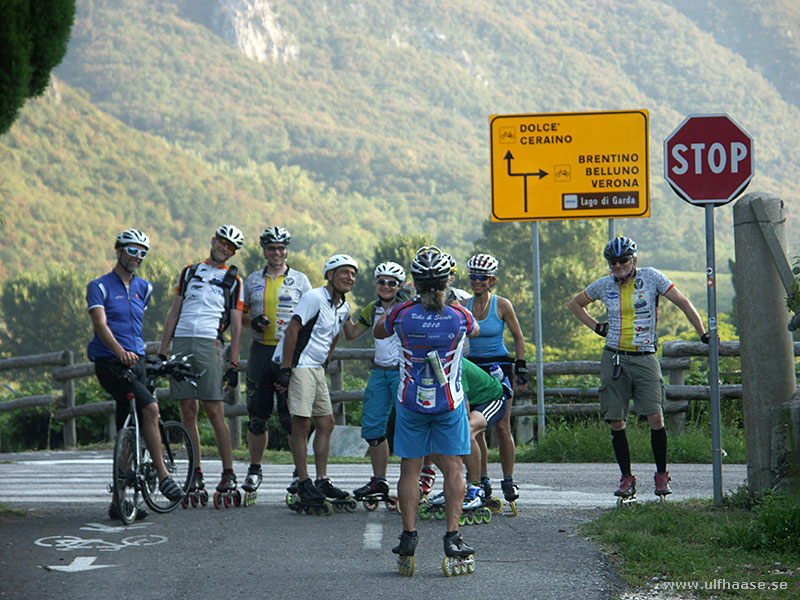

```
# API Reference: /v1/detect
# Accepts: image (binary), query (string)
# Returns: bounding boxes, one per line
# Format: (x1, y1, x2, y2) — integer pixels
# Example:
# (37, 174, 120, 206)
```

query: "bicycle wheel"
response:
(112, 427, 139, 525)
(142, 420, 195, 513)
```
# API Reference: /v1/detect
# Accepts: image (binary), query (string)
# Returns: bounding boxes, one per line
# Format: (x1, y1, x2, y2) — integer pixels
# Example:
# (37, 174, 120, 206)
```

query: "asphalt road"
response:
(0, 452, 747, 600)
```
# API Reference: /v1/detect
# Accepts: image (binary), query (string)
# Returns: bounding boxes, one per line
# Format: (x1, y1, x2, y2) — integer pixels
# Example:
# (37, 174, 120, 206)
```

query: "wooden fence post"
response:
(329, 360, 345, 425)
(61, 351, 77, 448)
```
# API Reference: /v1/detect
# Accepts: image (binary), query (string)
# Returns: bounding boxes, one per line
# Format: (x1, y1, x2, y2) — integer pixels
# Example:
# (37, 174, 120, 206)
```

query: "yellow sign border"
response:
(489, 110, 650, 222)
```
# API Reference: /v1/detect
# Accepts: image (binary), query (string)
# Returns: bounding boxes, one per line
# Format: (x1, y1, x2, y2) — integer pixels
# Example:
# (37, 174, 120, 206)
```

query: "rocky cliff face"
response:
(210, 0, 298, 63)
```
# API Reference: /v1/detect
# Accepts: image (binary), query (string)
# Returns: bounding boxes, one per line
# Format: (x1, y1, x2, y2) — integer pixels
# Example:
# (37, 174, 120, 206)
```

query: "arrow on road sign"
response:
(504, 151, 548, 212)
(44, 556, 116, 572)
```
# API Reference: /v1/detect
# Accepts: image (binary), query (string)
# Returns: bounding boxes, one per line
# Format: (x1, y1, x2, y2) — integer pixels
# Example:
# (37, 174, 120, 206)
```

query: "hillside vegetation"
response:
(1, 0, 798, 284)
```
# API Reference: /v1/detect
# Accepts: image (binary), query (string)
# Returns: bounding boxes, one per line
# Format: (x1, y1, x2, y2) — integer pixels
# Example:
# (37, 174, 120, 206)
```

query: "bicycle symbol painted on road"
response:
(35, 534, 167, 552)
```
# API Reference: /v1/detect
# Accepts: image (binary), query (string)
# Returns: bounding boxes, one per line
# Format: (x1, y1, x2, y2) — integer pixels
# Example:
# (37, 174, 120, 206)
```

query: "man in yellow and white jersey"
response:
(567, 236, 709, 501)
(240, 226, 312, 493)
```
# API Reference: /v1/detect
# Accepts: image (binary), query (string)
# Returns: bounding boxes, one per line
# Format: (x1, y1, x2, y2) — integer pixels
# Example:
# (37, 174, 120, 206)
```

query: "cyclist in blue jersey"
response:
(86, 229, 184, 520)
(374, 246, 480, 565)
(464, 253, 527, 503)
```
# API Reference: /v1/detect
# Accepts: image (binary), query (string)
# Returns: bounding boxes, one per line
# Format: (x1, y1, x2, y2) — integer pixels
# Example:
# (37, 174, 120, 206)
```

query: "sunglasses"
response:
(608, 257, 631, 266)
(216, 237, 237, 252)
(376, 278, 399, 288)
(264, 245, 287, 253)
(123, 246, 148, 259)
(469, 274, 490, 281)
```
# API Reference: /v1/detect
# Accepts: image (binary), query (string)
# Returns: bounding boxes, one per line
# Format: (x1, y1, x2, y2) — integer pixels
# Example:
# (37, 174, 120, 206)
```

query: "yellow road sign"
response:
(489, 110, 649, 221)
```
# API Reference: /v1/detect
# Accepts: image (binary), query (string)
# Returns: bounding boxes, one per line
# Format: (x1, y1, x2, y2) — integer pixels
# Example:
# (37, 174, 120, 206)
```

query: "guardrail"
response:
(2, 339, 790, 449)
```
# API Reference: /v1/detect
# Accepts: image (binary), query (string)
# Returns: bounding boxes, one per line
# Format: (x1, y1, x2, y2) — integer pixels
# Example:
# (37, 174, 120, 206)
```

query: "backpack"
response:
(179, 263, 239, 342)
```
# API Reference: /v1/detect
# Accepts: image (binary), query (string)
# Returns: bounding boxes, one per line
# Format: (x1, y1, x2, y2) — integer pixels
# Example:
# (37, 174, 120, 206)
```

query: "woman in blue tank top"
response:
(463, 253, 527, 504)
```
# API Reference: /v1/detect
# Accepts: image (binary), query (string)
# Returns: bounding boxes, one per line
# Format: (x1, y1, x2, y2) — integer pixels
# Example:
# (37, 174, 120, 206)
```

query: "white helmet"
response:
(374, 261, 406, 284)
(115, 229, 150, 250)
(467, 253, 499, 275)
(260, 226, 291, 247)
(443, 253, 457, 274)
(216, 224, 244, 249)
(323, 254, 359, 279)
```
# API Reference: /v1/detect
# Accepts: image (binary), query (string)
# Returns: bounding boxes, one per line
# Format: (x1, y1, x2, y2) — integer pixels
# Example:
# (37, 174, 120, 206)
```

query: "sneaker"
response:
(297, 477, 326, 502)
(654, 471, 672, 496)
(614, 475, 637, 498)
(315, 477, 350, 500)
(353, 476, 389, 497)
(462, 484, 483, 510)
(419, 466, 436, 495)
(159, 476, 185, 501)
(501, 477, 519, 501)
(108, 502, 148, 521)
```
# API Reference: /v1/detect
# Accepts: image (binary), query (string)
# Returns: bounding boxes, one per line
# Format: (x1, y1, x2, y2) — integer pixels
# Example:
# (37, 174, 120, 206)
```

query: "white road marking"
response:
(363, 521, 383, 550)
(43, 556, 116, 572)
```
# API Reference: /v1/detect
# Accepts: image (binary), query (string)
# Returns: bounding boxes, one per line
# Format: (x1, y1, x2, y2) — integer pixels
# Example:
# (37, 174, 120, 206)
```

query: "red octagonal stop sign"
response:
(664, 114, 753, 206)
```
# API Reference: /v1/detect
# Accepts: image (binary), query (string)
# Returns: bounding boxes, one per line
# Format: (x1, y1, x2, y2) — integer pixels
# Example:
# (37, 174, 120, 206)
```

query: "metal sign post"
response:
(531, 223, 545, 438)
(705, 205, 723, 502)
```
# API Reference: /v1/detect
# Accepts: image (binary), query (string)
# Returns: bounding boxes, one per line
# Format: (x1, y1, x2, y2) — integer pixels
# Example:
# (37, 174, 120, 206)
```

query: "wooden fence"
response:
(2, 340, 796, 450)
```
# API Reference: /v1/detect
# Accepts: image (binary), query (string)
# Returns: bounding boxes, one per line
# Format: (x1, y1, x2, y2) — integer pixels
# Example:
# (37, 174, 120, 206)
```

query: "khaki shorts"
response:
(287, 367, 332, 418)
(169, 337, 223, 401)
(598, 348, 665, 421)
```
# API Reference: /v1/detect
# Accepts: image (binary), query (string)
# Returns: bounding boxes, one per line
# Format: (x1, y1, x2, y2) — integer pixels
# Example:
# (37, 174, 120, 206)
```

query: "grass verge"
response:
(581, 491, 800, 598)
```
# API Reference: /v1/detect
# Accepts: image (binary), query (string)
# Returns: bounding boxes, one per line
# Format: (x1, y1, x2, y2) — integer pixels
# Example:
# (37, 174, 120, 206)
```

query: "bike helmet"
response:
(216, 224, 245, 249)
(259, 226, 291, 247)
(603, 236, 637, 261)
(442, 253, 457, 274)
(115, 229, 150, 250)
(410, 246, 451, 289)
(467, 253, 499, 276)
(323, 254, 359, 279)
(374, 261, 406, 284)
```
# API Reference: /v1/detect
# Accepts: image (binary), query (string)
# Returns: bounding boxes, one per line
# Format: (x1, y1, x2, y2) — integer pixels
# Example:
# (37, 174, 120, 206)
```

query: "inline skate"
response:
(213, 469, 241, 509)
(315, 477, 357, 512)
(501, 477, 520, 516)
(460, 485, 493, 526)
(182, 467, 209, 508)
(286, 477, 333, 515)
(615, 474, 637, 507)
(392, 530, 418, 576)
(241, 465, 262, 507)
(654, 471, 672, 503)
(352, 476, 397, 511)
(419, 490, 446, 520)
(419, 465, 436, 499)
(442, 531, 475, 577)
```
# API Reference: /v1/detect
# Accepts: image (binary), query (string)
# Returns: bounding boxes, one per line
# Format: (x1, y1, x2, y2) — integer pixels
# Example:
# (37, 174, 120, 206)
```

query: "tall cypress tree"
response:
(0, 0, 76, 135)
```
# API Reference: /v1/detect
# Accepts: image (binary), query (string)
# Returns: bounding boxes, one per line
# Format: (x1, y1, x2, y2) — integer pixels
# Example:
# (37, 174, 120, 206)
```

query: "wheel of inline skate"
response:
(200, 490, 208, 506)
(433, 505, 446, 520)
(181, 498, 188, 509)
(489, 498, 503, 514)
(442, 557, 453, 577)
(322, 500, 333, 516)
(509, 500, 518, 517)
(386, 497, 398, 512)
(345, 500, 357, 512)
(223, 493, 232, 509)
(233, 490, 242, 507)
(364, 498, 379, 511)
(465, 555, 476, 573)
(483, 507, 492, 523)
(285, 492, 295, 508)
(213, 491, 222, 509)
(464, 512, 475, 526)
(418, 504, 432, 520)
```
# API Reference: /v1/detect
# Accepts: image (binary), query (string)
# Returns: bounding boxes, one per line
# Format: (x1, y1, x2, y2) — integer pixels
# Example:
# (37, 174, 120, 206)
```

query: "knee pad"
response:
(366, 435, 386, 447)
(248, 416, 269, 435)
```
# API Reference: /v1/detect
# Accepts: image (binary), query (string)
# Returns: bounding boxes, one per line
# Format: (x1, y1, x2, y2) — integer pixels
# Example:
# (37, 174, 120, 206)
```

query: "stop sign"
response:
(664, 114, 753, 206)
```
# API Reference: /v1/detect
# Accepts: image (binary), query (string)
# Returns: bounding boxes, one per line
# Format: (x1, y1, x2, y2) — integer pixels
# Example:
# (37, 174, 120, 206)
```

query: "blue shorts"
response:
(393, 400, 470, 459)
(361, 368, 399, 440)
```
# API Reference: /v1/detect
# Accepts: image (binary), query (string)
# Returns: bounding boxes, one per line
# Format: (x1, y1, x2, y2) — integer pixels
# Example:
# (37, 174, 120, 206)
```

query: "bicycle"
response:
(110, 356, 199, 525)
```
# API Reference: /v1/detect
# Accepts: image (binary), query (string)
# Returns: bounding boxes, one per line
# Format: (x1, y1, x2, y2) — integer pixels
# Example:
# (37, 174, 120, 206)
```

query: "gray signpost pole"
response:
(531, 222, 545, 439)
(705, 206, 723, 502)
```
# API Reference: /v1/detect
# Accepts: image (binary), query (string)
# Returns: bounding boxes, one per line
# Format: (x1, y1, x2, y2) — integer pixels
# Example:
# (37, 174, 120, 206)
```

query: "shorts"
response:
(468, 355, 513, 380)
(169, 337, 223, 401)
(94, 357, 155, 431)
(470, 394, 509, 429)
(287, 367, 332, 418)
(246, 342, 289, 420)
(361, 367, 399, 440)
(599, 348, 665, 421)
(393, 400, 470, 459)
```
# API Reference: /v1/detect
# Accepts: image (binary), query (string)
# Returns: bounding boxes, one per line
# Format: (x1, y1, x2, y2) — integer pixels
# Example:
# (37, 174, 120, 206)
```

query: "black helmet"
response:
(603, 237, 637, 261)
(260, 226, 291, 247)
(410, 246, 450, 290)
